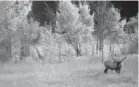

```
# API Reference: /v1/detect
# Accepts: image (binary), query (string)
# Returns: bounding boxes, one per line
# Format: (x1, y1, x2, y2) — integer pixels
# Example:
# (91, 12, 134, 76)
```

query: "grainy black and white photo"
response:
(0, 0, 138, 87)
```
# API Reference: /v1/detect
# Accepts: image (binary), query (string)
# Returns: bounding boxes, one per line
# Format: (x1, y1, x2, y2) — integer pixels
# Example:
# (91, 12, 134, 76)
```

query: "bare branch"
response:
(43, 1, 57, 21)
(34, 45, 44, 63)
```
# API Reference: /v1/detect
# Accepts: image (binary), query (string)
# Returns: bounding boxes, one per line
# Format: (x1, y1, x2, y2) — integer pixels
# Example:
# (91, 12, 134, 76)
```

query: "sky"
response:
(111, 1, 138, 21)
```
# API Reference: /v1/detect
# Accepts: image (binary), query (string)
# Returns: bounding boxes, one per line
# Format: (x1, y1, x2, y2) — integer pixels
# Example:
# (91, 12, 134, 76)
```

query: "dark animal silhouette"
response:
(104, 54, 127, 74)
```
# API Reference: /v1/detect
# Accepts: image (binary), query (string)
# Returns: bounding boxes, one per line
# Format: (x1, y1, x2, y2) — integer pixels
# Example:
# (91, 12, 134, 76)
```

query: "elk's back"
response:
(104, 60, 117, 69)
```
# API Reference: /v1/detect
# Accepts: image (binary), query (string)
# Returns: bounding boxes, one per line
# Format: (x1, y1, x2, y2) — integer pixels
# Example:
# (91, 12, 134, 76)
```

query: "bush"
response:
(0, 50, 10, 63)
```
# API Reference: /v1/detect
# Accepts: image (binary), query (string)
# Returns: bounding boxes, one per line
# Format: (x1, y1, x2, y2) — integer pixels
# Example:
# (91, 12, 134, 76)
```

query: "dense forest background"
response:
(0, 1, 138, 87)
(0, 1, 137, 63)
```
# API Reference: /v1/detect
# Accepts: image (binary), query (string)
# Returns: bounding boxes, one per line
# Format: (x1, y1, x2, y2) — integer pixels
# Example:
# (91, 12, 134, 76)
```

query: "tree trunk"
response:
(20, 35, 30, 61)
(112, 43, 115, 54)
(4, 16, 12, 57)
(110, 41, 112, 52)
(34, 45, 44, 63)
(4, 25, 12, 57)
(96, 36, 99, 55)
(58, 43, 61, 62)
(76, 48, 81, 57)
(92, 43, 94, 55)
(99, 35, 104, 62)
(72, 44, 82, 57)
(5, 37, 12, 56)
(8, 38, 11, 56)
(78, 44, 82, 55)
(51, 20, 56, 34)
(98, 36, 102, 56)
(85, 43, 87, 55)
(101, 34, 104, 62)
(20, 46, 24, 60)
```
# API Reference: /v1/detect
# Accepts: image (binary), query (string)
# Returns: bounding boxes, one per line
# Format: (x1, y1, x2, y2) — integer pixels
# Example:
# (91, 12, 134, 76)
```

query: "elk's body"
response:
(104, 54, 127, 74)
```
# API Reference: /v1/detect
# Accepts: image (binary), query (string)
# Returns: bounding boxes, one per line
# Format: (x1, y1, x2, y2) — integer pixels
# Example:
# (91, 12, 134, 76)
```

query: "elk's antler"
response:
(111, 53, 117, 62)
(120, 53, 128, 62)
(112, 56, 117, 62)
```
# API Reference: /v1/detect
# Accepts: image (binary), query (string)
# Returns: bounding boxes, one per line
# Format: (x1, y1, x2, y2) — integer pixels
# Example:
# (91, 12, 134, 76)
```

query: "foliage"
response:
(55, 1, 94, 56)
(0, 1, 33, 62)
(0, 1, 138, 63)
(125, 13, 138, 54)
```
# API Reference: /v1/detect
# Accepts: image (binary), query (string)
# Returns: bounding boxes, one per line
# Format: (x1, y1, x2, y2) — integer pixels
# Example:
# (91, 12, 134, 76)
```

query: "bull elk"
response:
(104, 53, 128, 74)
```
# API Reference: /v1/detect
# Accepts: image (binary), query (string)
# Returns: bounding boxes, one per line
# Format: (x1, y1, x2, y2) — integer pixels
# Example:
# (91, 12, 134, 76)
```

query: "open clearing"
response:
(0, 54, 137, 87)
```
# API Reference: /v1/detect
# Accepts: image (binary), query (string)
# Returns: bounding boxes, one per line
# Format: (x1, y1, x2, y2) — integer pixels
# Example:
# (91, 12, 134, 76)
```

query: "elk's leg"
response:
(104, 68, 108, 74)
(115, 69, 121, 74)
(118, 69, 121, 74)
(115, 69, 119, 73)
(116, 66, 122, 74)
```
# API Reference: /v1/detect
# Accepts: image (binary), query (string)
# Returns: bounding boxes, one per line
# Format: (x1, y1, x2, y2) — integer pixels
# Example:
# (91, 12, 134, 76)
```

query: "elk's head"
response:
(112, 53, 128, 65)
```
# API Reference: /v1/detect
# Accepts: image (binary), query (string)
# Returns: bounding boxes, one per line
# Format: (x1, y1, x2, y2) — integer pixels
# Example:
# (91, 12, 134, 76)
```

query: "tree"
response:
(91, 1, 109, 62)
(44, 1, 94, 56)
(0, 2, 13, 58)
(56, 1, 82, 56)
(103, 6, 122, 54)
(0, 1, 43, 63)
(0, 2, 20, 62)
(9, 1, 33, 61)
(57, 1, 94, 56)
(78, 2, 94, 55)
(91, 2, 129, 62)
(124, 13, 138, 54)
(32, 1, 59, 33)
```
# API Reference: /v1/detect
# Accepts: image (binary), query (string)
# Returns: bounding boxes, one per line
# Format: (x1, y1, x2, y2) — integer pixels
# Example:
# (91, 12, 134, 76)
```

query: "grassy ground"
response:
(0, 54, 137, 87)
